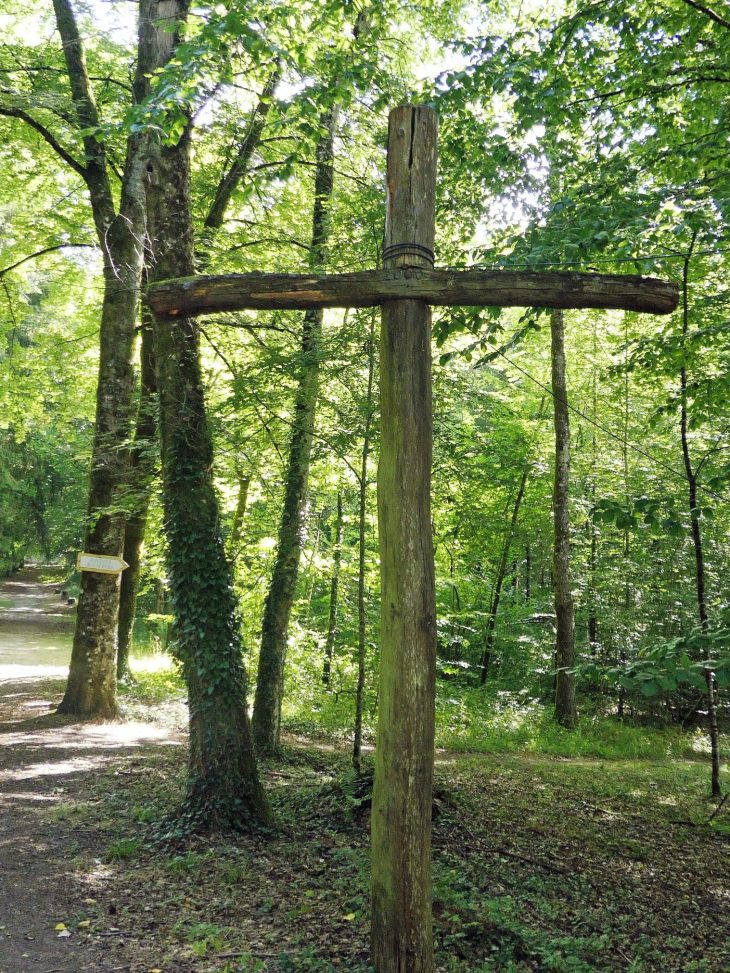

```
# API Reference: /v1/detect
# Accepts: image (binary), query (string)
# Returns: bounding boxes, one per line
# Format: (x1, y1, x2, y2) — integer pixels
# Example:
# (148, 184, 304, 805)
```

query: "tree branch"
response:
(204, 65, 281, 233)
(0, 106, 86, 177)
(677, 0, 730, 29)
(51, 0, 115, 231)
(0, 242, 97, 278)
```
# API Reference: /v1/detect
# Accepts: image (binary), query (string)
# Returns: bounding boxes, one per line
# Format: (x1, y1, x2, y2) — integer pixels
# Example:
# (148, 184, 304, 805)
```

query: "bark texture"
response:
(353, 317, 376, 774)
(55, 0, 147, 716)
(252, 106, 339, 757)
(479, 470, 528, 682)
(145, 0, 269, 828)
(371, 104, 438, 973)
(322, 490, 343, 686)
(117, 300, 158, 679)
(679, 237, 721, 797)
(551, 308, 576, 728)
(148, 268, 679, 319)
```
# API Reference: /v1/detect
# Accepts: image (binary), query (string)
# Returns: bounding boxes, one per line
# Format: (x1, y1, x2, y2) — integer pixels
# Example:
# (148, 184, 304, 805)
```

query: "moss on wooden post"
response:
(371, 104, 438, 973)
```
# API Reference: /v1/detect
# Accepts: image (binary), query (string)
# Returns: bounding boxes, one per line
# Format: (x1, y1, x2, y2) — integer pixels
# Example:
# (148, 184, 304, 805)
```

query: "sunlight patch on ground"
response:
(691, 732, 711, 754)
(0, 791, 58, 803)
(0, 722, 182, 751)
(0, 756, 107, 782)
(129, 653, 175, 673)
(0, 664, 70, 679)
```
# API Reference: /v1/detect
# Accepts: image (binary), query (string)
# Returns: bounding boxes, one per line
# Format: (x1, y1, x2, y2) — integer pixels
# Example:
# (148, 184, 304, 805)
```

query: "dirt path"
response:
(0, 570, 183, 973)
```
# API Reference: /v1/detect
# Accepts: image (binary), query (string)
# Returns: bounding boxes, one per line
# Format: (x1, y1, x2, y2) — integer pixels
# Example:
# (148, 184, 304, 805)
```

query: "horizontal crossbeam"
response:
(147, 267, 678, 319)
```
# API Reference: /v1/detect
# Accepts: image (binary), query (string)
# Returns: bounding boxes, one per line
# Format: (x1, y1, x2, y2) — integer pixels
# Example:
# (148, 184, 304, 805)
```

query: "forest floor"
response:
(1, 570, 730, 973)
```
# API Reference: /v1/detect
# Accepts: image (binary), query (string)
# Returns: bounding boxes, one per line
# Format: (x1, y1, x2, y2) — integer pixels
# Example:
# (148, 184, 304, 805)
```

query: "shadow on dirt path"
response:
(0, 568, 185, 973)
(0, 675, 184, 973)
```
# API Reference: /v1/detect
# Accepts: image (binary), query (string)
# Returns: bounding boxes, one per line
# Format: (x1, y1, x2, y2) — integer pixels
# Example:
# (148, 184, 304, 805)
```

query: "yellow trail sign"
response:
(76, 553, 129, 575)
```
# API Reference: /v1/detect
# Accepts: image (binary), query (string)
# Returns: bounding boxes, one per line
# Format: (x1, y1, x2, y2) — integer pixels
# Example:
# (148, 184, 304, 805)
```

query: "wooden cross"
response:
(148, 105, 678, 973)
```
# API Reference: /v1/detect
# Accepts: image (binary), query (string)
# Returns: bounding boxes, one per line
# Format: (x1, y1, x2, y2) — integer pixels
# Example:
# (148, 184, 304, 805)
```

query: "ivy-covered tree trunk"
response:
(116, 69, 278, 672)
(145, 0, 269, 828)
(54, 0, 147, 717)
(253, 106, 339, 757)
(551, 308, 576, 728)
(322, 490, 343, 686)
(117, 301, 157, 680)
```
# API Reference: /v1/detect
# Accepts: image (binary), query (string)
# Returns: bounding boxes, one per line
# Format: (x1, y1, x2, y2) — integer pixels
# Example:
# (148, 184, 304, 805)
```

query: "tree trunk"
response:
(322, 490, 343, 686)
(115, 64, 278, 678)
(228, 473, 251, 555)
(145, 0, 269, 828)
(353, 314, 376, 775)
(371, 104, 438, 973)
(679, 236, 721, 797)
(588, 333, 598, 651)
(479, 470, 528, 683)
(588, 525, 598, 649)
(201, 66, 280, 248)
(56, 0, 147, 717)
(117, 298, 157, 680)
(252, 105, 339, 757)
(551, 308, 576, 728)
(525, 543, 531, 603)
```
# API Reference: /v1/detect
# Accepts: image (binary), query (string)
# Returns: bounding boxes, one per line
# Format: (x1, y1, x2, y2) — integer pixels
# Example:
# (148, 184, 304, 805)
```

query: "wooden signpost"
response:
(148, 104, 678, 973)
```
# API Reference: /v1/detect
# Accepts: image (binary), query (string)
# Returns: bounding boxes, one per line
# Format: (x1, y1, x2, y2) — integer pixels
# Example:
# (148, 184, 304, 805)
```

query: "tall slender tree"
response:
(678, 234, 721, 796)
(551, 308, 576, 727)
(353, 314, 377, 774)
(8, 0, 151, 716)
(253, 102, 340, 756)
(117, 296, 157, 680)
(479, 469, 528, 682)
(321, 489, 343, 685)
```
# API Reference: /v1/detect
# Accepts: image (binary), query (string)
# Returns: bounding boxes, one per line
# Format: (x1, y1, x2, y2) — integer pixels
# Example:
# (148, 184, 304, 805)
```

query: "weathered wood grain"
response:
(371, 103, 438, 973)
(147, 267, 678, 318)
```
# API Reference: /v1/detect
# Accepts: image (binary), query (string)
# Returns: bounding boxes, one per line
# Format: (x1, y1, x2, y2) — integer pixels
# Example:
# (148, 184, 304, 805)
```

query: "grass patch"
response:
(281, 674, 725, 766)
(104, 837, 141, 861)
(118, 657, 185, 704)
(433, 685, 726, 764)
(68, 707, 730, 973)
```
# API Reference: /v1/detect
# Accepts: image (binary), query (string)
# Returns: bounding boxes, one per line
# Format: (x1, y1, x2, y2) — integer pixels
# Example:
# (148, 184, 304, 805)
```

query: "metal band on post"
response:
(382, 243, 435, 268)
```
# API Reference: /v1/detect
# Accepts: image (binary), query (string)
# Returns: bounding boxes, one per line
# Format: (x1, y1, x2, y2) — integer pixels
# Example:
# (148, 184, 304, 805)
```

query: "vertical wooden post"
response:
(371, 104, 438, 973)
